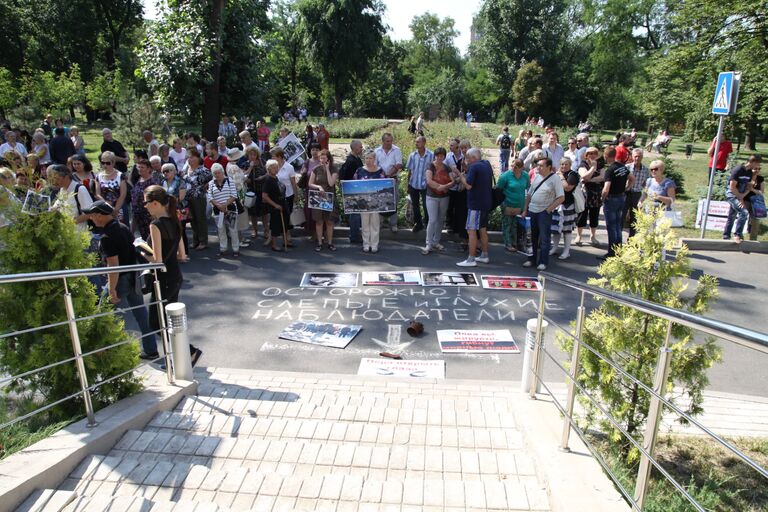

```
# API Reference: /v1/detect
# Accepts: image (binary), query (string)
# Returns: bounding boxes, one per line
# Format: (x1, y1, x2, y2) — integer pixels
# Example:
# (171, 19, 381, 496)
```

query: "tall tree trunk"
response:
(202, 0, 226, 140)
(744, 116, 758, 151)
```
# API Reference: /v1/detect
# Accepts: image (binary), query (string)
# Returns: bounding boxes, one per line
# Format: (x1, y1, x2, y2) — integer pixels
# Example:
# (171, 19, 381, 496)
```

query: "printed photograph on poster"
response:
(341, 178, 396, 213)
(277, 132, 306, 165)
(279, 321, 362, 349)
(21, 190, 51, 215)
(437, 329, 520, 353)
(421, 272, 479, 287)
(480, 275, 542, 291)
(300, 272, 359, 288)
(308, 190, 334, 211)
(357, 358, 445, 379)
(361, 270, 422, 286)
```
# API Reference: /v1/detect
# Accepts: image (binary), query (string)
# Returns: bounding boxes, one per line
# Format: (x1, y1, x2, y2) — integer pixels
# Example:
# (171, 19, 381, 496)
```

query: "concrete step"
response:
(174, 395, 516, 426)
(61, 493, 232, 512)
(104, 430, 533, 478)
(14, 489, 77, 512)
(142, 412, 521, 451)
(182, 387, 521, 414)
(61, 462, 548, 511)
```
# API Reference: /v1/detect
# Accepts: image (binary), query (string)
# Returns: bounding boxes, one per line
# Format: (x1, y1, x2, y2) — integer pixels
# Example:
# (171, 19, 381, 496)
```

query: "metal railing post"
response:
(560, 291, 586, 451)
(634, 320, 674, 508)
(529, 275, 547, 399)
(151, 271, 174, 385)
(62, 278, 97, 427)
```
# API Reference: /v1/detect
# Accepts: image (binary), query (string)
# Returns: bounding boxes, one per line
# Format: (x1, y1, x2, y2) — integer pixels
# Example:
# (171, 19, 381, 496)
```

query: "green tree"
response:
(113, 92, 166, 151)
(93, 0, 144, 70)
(407, 68, 465, 118)
(0, 68, 15, 118)
(558, 208, 720, 463)
(403, 13, 461, 84)
(0, 208, 142, 421)
(297, 0, 385, 113)
(86, 70, 126, 114)
(347, 37, 411, 117)
(511, 61, 546, 123)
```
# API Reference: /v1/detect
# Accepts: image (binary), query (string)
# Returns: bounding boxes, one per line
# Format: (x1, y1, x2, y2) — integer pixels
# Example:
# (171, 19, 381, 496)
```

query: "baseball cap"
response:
(83, 200, 115, 215)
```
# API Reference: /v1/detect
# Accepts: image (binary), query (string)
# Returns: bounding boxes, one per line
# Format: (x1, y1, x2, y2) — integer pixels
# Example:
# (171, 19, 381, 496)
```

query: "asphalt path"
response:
(149, 226, 768, 397)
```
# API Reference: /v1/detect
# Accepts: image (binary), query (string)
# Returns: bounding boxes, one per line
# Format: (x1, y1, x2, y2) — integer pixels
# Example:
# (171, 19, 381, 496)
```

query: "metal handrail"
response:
(539, 271, 768, 353)
(0, 263, 165, 284)
(528, 272, 768, 511)
(0, 263, 175, 430)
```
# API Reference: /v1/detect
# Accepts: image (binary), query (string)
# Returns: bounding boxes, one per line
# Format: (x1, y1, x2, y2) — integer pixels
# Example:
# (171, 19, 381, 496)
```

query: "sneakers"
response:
(558, 252, 570, 260)
(421, 245, 431, 255)
(475, 255, 490, 264)
(433, 243, 445, 252)
(522, 261, 533, 268)
(456, 258, 477, 267)
(537, 264, 547, 271)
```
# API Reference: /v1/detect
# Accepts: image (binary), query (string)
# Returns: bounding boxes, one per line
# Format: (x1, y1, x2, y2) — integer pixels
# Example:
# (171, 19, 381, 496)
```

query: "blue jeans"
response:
(603, 195, 625, 255)
(529, 210, 552, 266)
(348, 213, 362, 242)
(723, 195, 749, 238)
(499, 149, 511, 173)
(116, 273, 157, 355)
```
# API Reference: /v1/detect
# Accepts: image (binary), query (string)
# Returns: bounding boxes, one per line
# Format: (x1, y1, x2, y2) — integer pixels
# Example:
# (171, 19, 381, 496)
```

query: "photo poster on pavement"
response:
(340, 178, 397, 213)
(308, 190, 334, 211)
(480, 275, 542, 291)
(437, 329, 520, 354)
(279, 321, 362, 349)
(21, 190, 51, 215)
(278, 132, 305, 165)
(300, 272, 359, 288)
(421, 272, 479, 287)
(695, 199, 730, 232)
(361, 270, 423, 286)
(357, 358, 445, 379)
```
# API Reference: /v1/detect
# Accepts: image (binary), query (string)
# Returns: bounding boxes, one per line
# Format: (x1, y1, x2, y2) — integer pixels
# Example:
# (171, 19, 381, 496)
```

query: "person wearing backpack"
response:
(49, 164, 93, 231)
(496, 126, 513, 173)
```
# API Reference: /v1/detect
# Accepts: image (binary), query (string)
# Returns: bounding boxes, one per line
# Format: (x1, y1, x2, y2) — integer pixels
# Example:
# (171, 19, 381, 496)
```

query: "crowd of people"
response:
(0, 116, 765, 273)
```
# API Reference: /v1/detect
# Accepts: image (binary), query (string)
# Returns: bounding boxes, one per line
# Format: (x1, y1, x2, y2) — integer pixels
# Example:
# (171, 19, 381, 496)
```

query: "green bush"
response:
(0, 207, 142, 422)
(273, 118, 389, 142)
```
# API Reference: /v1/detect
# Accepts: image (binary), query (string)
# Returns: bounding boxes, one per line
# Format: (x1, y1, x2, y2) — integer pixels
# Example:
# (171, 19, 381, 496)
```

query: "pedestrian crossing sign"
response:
(712, 72, 738, 115)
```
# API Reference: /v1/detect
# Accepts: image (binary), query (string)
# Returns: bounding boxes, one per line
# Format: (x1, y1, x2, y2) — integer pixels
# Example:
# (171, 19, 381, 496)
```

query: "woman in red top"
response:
(707, 135, 733, 174)
(256, 120, 271, 154)
(422, 147, 454, 254)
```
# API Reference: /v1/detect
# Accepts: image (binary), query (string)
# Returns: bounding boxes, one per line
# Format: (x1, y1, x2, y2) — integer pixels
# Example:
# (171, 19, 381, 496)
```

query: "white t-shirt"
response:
(54, 180, 94, 231)
(0, 141, 28, 157)
(374, 145, 402, 177)
(527, 173, 564, 214)
(169, 148, 187, 168)
(277, 162, 297, 198)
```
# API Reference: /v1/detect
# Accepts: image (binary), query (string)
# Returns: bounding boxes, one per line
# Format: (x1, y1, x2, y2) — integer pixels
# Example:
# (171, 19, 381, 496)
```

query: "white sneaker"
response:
(475, 255, 490, 263)
(522, 261, 533, 268)
(434, 243, 445, 251)
(549, 247, 558, 256)
(456, 258, 477, 267)
(537, 264, 547, 271)
(558, 252, 570, 260)
(421, 245, 431, 255)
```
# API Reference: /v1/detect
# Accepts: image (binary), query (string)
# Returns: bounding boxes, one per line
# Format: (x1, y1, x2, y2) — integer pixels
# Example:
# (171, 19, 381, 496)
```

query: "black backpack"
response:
(500, 134, 512, 149)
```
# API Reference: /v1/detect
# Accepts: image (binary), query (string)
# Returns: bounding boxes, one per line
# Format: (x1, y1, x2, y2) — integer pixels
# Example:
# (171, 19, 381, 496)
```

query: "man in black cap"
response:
(85, 200, 158, 359)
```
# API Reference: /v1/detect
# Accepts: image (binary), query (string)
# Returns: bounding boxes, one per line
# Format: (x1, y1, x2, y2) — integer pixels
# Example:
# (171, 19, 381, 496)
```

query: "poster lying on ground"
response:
(300, 272, 359, 288)
(480, 275, 542, 291)
(279, 321, 362, 349)
(277, 132, 305, 165)
(357, 358, 445, 379)
(361, 271, 422, 286)
(308, 190, 334, 211)
(341, 178, 396, 213)
(437, 329, 520, 353)
(421, 272, 479, 287)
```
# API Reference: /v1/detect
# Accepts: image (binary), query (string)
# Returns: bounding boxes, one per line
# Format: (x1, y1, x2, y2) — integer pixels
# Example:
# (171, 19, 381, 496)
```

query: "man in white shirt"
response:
(544, 132, 564, 168)
(238, 130, 259, 153)
(218, 116, 237, 138)
(49, 164, 93, 231)
(375, 132, 403, 232)
(0, 131, 28, 160)
(143, 130, 160, 157)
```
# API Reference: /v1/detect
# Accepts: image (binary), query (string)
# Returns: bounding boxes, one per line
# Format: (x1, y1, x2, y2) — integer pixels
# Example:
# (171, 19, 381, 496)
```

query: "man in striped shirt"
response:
(406, 136, 434, 233)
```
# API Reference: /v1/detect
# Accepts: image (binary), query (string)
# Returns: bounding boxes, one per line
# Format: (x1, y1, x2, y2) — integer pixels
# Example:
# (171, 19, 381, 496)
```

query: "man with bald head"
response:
(101, 128, 129, 172)
(341, 140, 364, 243)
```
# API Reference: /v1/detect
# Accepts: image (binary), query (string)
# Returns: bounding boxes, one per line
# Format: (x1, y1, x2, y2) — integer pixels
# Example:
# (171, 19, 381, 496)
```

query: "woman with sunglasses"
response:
(142, 185, 203, 366)
(162, 163, 189, 260)
(131, 160, 161, 240)
(95, 151, 128, 221)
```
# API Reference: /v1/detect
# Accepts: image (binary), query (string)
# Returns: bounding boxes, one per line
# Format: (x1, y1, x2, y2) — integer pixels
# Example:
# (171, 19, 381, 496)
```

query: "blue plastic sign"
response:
(712, 72, 735, 115)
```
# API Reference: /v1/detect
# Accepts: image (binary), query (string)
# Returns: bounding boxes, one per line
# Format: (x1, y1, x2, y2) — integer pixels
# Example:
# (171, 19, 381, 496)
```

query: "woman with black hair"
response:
(142, 185, 203, 365)
(71, 153, 98, 198)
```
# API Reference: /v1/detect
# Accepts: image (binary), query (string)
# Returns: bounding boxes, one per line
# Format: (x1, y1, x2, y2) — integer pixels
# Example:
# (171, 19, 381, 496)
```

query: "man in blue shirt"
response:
(406, 136, 434, 233)
(457, 148, 493, 267)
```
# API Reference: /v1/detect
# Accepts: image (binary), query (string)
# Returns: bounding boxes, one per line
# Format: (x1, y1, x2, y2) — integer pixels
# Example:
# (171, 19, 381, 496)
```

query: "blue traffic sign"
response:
(712, 72, 735, 115)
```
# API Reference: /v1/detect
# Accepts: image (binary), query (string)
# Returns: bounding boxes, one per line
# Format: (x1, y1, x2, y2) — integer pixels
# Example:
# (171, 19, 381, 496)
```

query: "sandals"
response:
(328, 244, 336, 252)
(315, 245, 322, 252)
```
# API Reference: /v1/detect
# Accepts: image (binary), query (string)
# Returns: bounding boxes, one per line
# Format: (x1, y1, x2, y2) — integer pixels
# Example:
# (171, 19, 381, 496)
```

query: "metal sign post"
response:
(701, 71, 740, 238)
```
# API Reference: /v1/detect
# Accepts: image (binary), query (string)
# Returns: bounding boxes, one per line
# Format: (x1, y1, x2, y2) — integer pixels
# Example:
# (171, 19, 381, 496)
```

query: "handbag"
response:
(662, 210, 684, 227)
(573, 185, 586, 214)
(290, 207, 306, 226)
(243, 191, 257, 209)
(750, 193, 767, 218)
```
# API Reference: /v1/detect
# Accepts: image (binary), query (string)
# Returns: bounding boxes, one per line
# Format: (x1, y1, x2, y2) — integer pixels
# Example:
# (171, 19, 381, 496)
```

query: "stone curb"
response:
(679, 238, 768, 253)
(0, 370, 196, 511)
